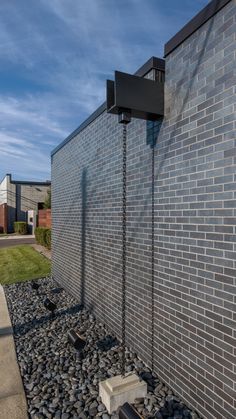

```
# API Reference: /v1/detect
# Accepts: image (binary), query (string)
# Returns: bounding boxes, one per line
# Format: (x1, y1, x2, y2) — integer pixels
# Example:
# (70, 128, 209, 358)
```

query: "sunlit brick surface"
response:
(52, 2, 236, 418)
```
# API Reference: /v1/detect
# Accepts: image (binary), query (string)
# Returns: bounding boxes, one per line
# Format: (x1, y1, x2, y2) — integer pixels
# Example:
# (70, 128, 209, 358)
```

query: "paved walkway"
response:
(0, 286, 28, 419)
(0, 235, 35, 240)
(0, 235, 35, 249)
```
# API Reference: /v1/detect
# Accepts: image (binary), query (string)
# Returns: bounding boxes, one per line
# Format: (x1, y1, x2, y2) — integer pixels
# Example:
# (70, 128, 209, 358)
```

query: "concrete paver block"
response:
(0, 393, 28, 419)
(0, 285, 28, 419)
(0, 286, 13, 335)
(0, 335, 25, 399)
(99, 373, 147, 414)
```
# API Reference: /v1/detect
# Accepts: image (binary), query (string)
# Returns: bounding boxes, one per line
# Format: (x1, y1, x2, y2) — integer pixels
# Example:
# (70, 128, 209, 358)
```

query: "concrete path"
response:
(0, 286, 28, 419)
(31, 244, 51, 260)
(0, 236, 35, 249)
(0, 235, 35, 240)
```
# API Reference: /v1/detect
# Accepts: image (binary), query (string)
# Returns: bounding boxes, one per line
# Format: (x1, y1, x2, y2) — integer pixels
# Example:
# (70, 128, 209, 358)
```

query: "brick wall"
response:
(0, 203, 7, 233)
(52, 2, 236, 418)
(19, 184, 50, 214)
(38, 209, 51, 228)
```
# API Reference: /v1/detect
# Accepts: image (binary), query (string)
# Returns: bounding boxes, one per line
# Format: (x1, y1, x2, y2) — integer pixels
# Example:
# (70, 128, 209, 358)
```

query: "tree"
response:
(43, 189, 51, 209)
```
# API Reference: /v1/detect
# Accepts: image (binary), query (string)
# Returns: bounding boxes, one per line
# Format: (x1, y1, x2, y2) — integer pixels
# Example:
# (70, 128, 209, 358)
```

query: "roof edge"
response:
(164, 0, 232, 57)
(51, 102, 106, 157)
(51, 56, 165, 157)
(0, 173, 51, 186)
(135, 56, 165, 76)
(11, 180, 51, 185)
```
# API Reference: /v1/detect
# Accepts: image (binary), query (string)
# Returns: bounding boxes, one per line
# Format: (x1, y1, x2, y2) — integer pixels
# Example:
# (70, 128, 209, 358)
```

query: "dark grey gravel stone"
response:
(4, 277, 201, 419)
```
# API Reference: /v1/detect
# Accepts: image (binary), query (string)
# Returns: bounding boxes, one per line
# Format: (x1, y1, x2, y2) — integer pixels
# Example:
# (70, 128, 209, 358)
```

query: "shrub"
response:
(35, 227, 51, 249)
(14, 222, 27, 235)
(43, 190, 51, 209)
(45, 229, 51, 250)
(35, 227, 46, 246)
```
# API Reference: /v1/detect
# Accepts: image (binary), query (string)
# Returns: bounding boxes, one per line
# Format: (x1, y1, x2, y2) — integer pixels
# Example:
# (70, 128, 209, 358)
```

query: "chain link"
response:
(121, 123, 127, 377)
(151, 144, 155, 372)
(120, 123, 155, 375)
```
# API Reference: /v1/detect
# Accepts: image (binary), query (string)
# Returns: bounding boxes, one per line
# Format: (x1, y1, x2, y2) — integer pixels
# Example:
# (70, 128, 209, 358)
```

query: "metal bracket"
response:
(107, 71, 164, 121)
(118, 110, 131, 125)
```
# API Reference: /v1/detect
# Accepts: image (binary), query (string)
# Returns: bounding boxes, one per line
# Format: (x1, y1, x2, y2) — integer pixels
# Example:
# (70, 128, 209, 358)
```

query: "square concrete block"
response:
(99, 373, 147, 414)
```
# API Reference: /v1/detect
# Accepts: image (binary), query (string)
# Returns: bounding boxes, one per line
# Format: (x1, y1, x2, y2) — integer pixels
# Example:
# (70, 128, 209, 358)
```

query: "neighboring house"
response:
(0, 174, 51, 233)
(52, 2, 236, 419)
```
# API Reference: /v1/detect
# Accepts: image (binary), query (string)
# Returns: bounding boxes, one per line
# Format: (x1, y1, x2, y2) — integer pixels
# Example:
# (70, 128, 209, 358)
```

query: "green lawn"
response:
(0, 245, 51, 285)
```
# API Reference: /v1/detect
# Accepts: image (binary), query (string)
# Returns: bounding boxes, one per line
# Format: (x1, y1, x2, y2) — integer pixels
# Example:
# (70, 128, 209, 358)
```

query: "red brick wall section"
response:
(0, 204, 8, 233)
(38, 209, 51, 228)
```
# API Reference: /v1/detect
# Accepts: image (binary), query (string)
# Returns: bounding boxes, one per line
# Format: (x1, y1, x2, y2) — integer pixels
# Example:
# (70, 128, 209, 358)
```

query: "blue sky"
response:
(0, 0, 208, 181)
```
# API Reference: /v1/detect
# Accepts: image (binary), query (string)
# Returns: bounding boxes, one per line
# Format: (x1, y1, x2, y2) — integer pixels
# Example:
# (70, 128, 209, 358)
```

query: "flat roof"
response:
(51, 57, 165, 157)
(2, 173, 51, 186)
(164, 0, 232, 56)
(52, 0, 232, 157)
(12, 180, 51, 185)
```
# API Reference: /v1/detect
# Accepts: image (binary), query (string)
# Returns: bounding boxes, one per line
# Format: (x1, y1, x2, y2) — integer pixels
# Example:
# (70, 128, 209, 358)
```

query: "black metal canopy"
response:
(106, 70, 164, 121)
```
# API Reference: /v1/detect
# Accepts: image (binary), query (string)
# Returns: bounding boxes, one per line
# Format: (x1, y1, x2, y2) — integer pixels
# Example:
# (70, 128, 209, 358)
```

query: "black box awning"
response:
(106, 70, 164, 121)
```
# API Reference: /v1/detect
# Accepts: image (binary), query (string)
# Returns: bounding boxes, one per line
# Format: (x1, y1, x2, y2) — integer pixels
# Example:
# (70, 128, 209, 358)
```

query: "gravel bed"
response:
(5, 277, 201, 419)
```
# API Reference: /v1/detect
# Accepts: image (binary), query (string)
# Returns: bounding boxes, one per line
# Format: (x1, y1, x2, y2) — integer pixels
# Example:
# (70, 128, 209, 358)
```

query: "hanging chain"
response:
(151, 144, 155, 372)
(121, 123, 127, 377)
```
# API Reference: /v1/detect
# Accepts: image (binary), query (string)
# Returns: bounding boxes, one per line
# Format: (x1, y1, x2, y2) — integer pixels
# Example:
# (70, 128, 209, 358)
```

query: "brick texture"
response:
(52, 2, 236, 418)
(0, 203, 7, 233)
(38, 209, 51, 228)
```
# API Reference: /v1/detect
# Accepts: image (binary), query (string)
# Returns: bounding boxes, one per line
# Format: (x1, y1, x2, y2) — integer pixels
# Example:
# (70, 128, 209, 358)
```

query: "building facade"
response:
(0, 174, 51, 232)
(51, 1, 236, 418)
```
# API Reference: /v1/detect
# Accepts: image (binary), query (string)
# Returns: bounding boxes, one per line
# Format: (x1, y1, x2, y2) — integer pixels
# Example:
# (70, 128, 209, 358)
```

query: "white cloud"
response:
(0, 0, 208, 180)
(0, 95, 68, 180)
(0, 131, 51, 179)
(0, 96, 68, 137)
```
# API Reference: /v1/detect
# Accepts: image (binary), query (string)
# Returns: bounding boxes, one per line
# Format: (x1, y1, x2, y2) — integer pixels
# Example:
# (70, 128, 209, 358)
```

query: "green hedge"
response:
(45, 229, 51, 250)
(14, 222, 27, 235)
(35, 227, 51, 250)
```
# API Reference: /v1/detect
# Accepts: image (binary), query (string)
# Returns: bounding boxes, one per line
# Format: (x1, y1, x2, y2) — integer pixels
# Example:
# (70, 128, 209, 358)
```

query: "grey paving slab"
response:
(0, 285, 28, 419)
(0, 238, 35, 249)
(0, 393, 28, 419)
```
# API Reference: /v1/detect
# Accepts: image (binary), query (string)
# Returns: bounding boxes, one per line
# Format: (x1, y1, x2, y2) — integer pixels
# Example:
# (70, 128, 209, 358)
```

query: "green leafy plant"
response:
(45, 229, 51, 250)
(43, 189, 51, 209)
(35, 227, 51, 249)
(14, 222, 27, 235)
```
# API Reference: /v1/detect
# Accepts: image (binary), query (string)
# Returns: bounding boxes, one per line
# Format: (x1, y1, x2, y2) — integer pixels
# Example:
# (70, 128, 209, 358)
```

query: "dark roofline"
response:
(0, 173, 9, 185)
(2, 173, 51, 186)
(164, 0, 232, 57)
(51, 1, 232, 157)
(12, 180, 51, 186)
(135, 56, 165, 76)
(51, 101, 106, 157)
(51, 56, 165, 157)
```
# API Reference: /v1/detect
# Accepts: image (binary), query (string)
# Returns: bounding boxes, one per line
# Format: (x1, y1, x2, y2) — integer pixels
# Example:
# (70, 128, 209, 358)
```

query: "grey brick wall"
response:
(1, 174, 51, 231)
(52, 2, 236, 418)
